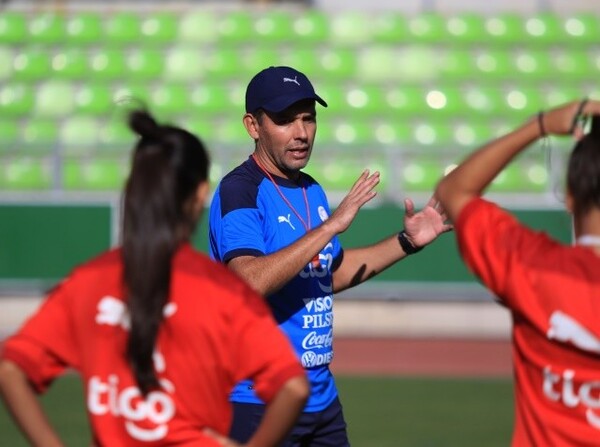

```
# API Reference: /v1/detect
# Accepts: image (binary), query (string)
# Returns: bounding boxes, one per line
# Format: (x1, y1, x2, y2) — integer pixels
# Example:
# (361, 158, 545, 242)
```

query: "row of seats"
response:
(2, 45, 599, 83)
(1, 81, 593, 120)
(0, 153, 553, 195)
(1, 10, 598, 47)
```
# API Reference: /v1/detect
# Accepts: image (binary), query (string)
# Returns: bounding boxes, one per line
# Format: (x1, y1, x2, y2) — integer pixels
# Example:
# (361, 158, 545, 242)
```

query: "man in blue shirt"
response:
(209, 66, 452, 446)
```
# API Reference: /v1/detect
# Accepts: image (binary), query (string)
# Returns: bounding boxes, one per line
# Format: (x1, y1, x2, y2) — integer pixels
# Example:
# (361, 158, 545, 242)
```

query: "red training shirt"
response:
(1, 244, 304, 446)
(457, 198, 600, 446)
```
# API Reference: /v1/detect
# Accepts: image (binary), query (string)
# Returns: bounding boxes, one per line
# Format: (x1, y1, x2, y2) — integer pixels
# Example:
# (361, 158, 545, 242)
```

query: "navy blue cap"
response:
(245, 66, 328, 114)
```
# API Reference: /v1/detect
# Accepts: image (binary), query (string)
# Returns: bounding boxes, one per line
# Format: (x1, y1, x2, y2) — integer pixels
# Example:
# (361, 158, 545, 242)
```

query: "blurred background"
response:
(1, 0, 599, 445)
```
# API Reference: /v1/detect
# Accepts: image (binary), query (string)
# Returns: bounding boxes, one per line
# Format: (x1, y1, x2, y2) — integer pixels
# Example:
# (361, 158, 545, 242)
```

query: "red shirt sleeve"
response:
(228, 288, 305, 403)
(1, 278, 79, 393)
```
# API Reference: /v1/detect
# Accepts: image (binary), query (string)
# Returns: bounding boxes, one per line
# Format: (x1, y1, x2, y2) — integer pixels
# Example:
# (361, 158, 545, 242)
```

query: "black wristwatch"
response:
(397, 229, 423, 255)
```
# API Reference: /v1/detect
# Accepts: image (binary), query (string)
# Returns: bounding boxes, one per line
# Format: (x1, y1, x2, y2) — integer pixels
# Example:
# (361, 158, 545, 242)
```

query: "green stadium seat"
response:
(292, 10, 330, 43)
(407, 13, 447, 43)
(383, 86, 427, 116)
(140, 13, 178, 44)
(27, 13, 65, 44)
(178, 11, 219, 43)
(551, 50, 592, 80)
(358, 46, 398, 82)
(484, 14, 526, 45)
(563, 13, 600, 45)
(317, 48, 357, 80)
(65, 12, 103, 44)
(150, 84, 191, 117)
(50, 49, 89, 79)
(312, 84, 346, 116)
(489, 162, 530, 192)
(34, 81, 76, 118)
(371, 12, 409, 43)
(451, 120, 494, 150)
(189, 84, 233, 115)
(329, 12, 372, 46)
(0, 83, 35, 117)
(75, 83, 114, 115)
(204, 48, 242, 79)
(0, 46, 14, 82)
(217, 10, 254, 42)
(462, 86, 503, 115)
(0, 12, 27, 44)
(12, 49, 52, 81)
(331, 121, 372, 146)
(1, 158, 53, 190)
(241, 47, 281, 78)
(445, 13, 487, 45)
(215, 120, 250, 147)
(88, 49, 127, 80)
(21, 119, 59, 155)
(411, 121, 453, 148)
(0, 120, 20, 153)
(400, 157, 445, 192)
(104, 13, 141, 44)
(63, 158, 128, 190)
(60, 117, 100, 155)
(164, 46, 207, 82)
(423, 87, 464, 116)
(253, 11, 293, 43)
(359, 46, 437, 83)
(502, 87, 542, 115)
(473, 50, 513, 79)
(513, 50, 553, 80)
(126, 49, 164, 80)
(439, 49, 477, 81)
(523, 13, 566, 46)
(344, 85, 386, 117)
(542, 86, 583, 109)
(280, 48, 323, 79)
(304, 158, 366, 191)
(98, 120, 133, 152)
(371, 120, 413, 147)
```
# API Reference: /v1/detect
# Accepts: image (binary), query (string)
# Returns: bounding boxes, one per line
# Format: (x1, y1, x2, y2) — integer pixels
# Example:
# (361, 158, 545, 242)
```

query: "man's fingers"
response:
(404, 198, 415, 216)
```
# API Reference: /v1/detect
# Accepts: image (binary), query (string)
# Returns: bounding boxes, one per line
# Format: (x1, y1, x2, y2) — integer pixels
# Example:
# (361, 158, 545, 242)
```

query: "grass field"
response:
(0, 374, 514, 446)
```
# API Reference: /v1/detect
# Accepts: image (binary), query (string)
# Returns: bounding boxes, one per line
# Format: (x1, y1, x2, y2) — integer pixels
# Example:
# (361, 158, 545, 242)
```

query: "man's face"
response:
(255, 99, 317, 179)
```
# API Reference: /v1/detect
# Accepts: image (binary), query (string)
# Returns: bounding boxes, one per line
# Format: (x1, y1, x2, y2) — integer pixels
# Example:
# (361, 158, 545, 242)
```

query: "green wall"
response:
(0, 203, 572, 289)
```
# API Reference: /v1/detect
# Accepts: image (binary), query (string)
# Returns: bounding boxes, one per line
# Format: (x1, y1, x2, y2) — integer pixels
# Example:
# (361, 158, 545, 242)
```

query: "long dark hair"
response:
(567, 115, 600, 217)
(123, 110, 209, 395)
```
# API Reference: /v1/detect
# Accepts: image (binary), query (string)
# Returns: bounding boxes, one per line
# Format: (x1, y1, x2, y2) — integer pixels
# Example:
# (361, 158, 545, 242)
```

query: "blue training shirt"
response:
(208, 156, 343, 412)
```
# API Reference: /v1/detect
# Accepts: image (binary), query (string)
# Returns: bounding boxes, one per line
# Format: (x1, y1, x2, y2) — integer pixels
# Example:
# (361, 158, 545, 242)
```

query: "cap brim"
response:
(261, 92, 328, 113)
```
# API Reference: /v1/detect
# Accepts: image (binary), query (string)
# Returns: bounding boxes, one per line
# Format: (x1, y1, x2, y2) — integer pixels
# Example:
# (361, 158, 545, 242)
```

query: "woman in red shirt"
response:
(436, 99, 600, 446)
(0, 110, 308, 446)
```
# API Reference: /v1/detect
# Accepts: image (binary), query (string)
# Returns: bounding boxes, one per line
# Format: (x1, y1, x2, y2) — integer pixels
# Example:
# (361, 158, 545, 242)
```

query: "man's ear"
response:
(243, 113, 259, 140)
(565, 188, 574, 215)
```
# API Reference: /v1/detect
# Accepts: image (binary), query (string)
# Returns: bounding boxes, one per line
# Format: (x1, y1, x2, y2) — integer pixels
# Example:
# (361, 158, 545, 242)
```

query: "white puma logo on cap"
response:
(283, 76, 300, 86)
(547, 310, 600, 354)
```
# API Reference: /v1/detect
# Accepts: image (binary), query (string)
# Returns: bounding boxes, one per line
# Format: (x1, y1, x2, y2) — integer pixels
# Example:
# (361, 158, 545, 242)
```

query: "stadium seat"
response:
(0, 83, 35, 117)
(21, 119, 60, 155)
(125, 48, 164, 80)
(280, 48, 323, 79)
(27, 13, 65, 44)
(383, 86, 427, 117)
(150, 84, 191, 117)
(50, 49, 89, 79)
(140, 13, 178, 45)
(0, 46, 14, 82)
(550, 50, 592, 80)
(451, 120, 494, 151)
(217, 10, 254, 43)
(523, 13, 566, 46)
(462, 86, 503, 115)
(188, 84, 234, 115)
(63, 158, 128, 190)
(88, 49, 127, 80)
(423, 87, 464, 116)
(103, 13, 141, 44)
(253, 10, 294, 43)
(407, 13, 447, 43)
(240, 47, 282, 78)
(12, 49, 52, 81)
(344, 85, 386, 117)
(371, 12, 409, 43)
(1, 158, 53, 190)
(513, 50, 553, 80)
(34, 81, 76, 118)
(65, 12, 103, 44)
(483, 13, 526, 45)
(0, 120, 20, 153)
(291, 10, 330, 43)
(371, 120, 413, 147)
(98, 119, 133, 152)
(75, 83, 114, 115)
(204, 48, 242, 79)
(164, 46, 207, 82)
(330, 121, 372, 146)
(304, 158, 366, 191)
(329, 12, 372, 46)
(445, 13, 487, 45)
(563, 13, 600, 45)
(60, 116, 100, 155)
(317, 48, 357, 80)
(400, 157, 445, 192)
(0, 11, 27, 44)
(178, 10, 219, 43)
(438, 49, 477, 81)
(472, 49, 513, 80)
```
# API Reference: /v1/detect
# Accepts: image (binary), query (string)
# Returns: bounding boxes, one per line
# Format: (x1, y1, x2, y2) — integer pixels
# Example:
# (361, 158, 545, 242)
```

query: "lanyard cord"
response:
(251, 154, 312, 232)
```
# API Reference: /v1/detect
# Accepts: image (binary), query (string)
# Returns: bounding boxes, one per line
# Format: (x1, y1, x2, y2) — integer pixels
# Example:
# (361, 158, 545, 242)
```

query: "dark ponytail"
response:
(122, 110, 209, 395)
(567, 115, 600, 216)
